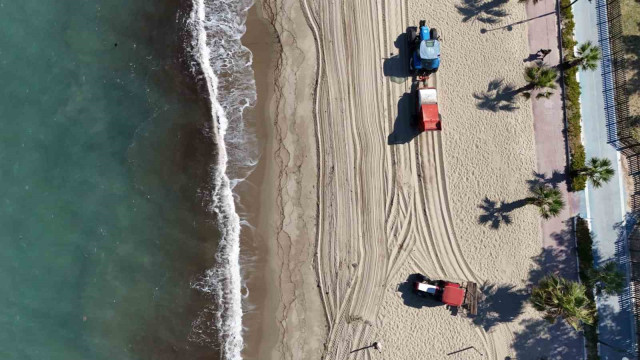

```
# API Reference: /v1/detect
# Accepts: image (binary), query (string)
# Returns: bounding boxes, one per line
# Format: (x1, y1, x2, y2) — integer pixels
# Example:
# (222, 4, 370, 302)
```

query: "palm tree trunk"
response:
(515, 83, 535, 94)
(562, 0, 582, 9)
(556, 58, 580, 72)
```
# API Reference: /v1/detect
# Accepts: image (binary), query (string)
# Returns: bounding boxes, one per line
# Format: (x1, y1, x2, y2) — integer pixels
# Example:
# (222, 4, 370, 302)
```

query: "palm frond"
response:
(582, 157, 615, 188)
(531, 275, 596, 330)
(529, 185, 565, 219)
(576, 41, 601, 71)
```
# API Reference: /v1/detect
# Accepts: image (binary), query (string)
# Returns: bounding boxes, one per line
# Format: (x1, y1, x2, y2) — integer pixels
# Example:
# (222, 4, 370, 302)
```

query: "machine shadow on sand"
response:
(384, 31, 420, 145)
(398, 273, 451, 310)
(388, 90, 421, 145)
(383, 32, 410, 81)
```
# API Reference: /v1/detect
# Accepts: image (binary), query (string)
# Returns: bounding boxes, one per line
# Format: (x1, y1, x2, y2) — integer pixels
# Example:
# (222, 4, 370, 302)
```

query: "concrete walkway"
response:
(573, 0, 637, 358)
(524, 0, 583, 358)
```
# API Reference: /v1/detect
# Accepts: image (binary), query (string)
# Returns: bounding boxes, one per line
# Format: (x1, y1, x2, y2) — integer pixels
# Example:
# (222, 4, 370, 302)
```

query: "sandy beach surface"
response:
(243, 0, 575, 359)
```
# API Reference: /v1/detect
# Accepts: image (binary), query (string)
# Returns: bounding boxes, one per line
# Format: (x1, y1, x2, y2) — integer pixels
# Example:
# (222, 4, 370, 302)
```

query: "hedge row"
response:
(560, 0, 587, 191)
(575, 217, 599, 360)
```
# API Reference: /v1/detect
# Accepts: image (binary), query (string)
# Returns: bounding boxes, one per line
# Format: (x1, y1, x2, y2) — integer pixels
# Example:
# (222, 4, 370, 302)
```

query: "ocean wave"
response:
(187, 0, 257, 358)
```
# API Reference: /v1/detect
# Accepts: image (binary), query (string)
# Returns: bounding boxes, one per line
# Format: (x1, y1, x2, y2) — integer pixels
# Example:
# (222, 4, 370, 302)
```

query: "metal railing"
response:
(599, 0, 640, 355)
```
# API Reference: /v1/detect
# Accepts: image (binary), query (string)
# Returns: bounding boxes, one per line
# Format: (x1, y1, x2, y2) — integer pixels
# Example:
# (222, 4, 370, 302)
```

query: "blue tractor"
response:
(407, 20, 440, 76)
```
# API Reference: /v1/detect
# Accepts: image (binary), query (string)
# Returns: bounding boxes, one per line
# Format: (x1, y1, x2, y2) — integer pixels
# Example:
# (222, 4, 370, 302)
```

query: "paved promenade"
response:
(525, 0, 583, 358)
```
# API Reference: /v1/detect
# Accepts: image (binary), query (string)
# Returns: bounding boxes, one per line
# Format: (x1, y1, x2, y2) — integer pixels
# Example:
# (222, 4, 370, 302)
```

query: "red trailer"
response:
(413, 274, 478, 314)
(416, 75, 441, 131)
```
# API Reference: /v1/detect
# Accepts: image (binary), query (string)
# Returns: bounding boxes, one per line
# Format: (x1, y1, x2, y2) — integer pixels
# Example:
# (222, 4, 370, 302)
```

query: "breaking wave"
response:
(187, 0, 257, 358)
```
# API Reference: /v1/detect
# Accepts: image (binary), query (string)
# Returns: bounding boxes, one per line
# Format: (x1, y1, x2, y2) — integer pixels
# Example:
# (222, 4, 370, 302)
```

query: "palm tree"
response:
(575, 157, 615, 188)
(520, 63, 558, 100)
(526, 184, 565, 219)
(531, 274, 596, 330)
(564, 41, 601, 71)
(587, 261, 625, 296)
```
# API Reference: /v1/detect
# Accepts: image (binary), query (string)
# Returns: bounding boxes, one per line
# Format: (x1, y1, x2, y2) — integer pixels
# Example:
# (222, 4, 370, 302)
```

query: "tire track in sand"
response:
(299, 0, 500, 358)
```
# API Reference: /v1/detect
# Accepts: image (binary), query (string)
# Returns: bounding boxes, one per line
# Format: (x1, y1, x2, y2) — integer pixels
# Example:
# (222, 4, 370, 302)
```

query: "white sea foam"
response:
(187, 0, 257, 358)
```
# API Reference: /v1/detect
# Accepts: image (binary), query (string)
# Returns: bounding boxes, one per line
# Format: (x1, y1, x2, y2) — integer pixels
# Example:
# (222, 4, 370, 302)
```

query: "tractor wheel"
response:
(430, 28, 439, 40)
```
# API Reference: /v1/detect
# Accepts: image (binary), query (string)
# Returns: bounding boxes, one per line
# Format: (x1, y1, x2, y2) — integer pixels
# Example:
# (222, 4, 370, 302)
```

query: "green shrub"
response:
(575, 217, 599, 359)
(560, 0, 573, 19)
(571, 146, 587, 191)
(576, 217, 594, 279)
(561, 3, 586, 192)
(565, 69, 581, 109)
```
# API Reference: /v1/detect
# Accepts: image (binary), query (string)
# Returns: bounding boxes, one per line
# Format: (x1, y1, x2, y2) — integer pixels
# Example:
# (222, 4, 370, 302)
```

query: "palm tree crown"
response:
(578, 157, 615, 188)
(522, 64, 558, 99)
(531, 274, 596, 330)
(570, 41, 601, 71)
(588, 261, 625, 295)
(527, 184, 565, 219)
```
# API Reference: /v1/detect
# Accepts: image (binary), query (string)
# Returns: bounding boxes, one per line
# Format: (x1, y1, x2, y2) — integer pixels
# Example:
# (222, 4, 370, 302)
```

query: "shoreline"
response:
(235, 3, 279, 359)
(239, 0, 327, 358)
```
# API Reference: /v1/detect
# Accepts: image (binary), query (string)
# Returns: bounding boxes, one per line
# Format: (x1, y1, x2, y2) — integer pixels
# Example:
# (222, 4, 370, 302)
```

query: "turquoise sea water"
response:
(0, 0, 223, 358)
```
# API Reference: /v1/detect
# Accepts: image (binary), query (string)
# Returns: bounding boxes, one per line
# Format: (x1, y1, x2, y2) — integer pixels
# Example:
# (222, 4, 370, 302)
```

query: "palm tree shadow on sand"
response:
(473, 78, 519, 112)
(472, 283, 528, 331)
(526, 170, 565, 190)
(479, 171, 566, 229)
(455, 0, 510, 24)
(477, 197, 528, 229)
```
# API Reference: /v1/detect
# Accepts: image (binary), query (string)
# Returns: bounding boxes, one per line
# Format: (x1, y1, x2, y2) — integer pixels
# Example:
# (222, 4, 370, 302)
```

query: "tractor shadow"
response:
(388, 89, 421, 145)
(473, 78, 519, 112)
(455, 0, 510, 25)
(397, 273, 447, 310)
(383, 32, 410, 82)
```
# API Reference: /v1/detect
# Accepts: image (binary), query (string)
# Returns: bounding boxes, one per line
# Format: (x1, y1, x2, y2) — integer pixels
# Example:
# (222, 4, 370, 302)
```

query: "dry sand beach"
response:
(243, 0, 575, 359)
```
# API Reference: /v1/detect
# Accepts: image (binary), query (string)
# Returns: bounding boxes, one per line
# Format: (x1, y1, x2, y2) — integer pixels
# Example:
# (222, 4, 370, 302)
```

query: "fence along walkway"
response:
(599, 0, 640, 356)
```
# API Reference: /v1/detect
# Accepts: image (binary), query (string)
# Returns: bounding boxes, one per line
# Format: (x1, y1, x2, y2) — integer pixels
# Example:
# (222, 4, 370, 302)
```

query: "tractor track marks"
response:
(299, 0, 503, 358)
(263, 0, 544, 357)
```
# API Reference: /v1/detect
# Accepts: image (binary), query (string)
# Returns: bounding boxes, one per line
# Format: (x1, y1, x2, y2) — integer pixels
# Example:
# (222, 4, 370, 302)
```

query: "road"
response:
(573, 0, 637, 358)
